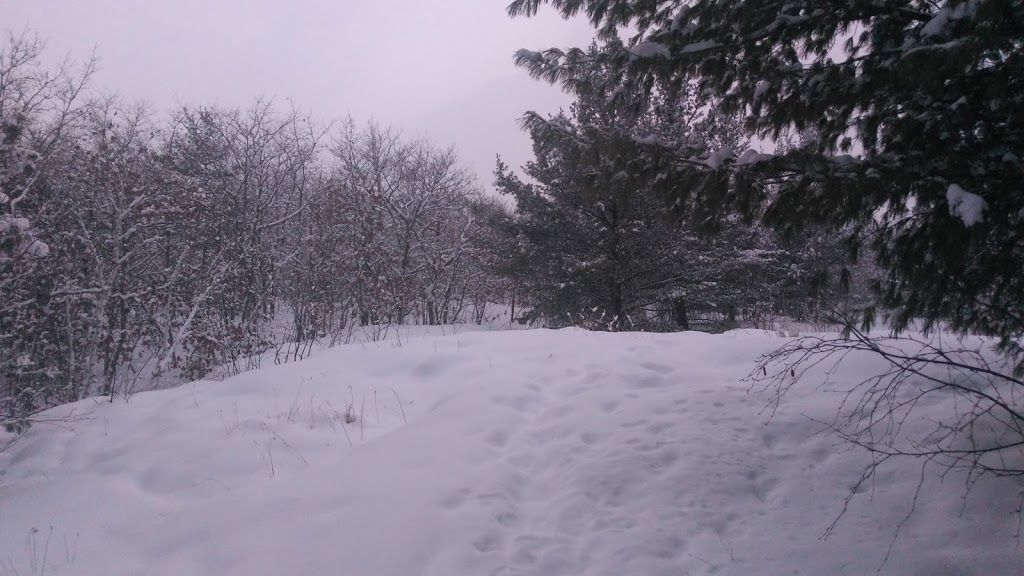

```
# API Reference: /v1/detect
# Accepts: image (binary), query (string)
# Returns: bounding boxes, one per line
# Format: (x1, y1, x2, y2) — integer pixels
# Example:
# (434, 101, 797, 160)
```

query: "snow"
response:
(0, 215, 48, 258)
(23, 238, 49, 257)
(921, 1, 980, 39)
(0, 328, 1020, 575)
(670, 5, 691, 31)
(946, 183, 987, 226)
(633, 133, 666, 146)
(514, 48, 540, 61)
(921, 7, 953, 38)
(704, 146, 734, 168)
(828, 154, 860, 166)
(630, 42, 671, 59)
(735, 149, 774, 166)
(753, 80, 771, 99)
(0, 215, 21, 235)
(679, 40, 719, 54)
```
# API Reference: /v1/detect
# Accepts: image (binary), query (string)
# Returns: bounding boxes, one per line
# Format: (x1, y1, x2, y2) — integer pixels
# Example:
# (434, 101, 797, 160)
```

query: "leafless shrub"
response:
(748, 321, 1024, 565)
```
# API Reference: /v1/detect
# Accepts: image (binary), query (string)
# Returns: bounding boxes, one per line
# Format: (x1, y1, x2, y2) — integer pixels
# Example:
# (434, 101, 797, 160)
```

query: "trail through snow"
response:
(0, 329, 1020, 575)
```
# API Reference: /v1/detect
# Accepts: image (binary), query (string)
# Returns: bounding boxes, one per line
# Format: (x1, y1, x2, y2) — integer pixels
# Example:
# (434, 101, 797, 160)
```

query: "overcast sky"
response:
(5, 0, 595, 188)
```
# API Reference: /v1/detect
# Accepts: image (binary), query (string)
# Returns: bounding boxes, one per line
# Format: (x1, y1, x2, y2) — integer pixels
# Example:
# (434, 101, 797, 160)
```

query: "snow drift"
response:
(0, 328, 1019, 575)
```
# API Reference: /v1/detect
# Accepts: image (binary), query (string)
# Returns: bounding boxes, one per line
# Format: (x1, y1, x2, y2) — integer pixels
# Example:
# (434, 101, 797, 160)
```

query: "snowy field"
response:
(1, 328, 1020, 575)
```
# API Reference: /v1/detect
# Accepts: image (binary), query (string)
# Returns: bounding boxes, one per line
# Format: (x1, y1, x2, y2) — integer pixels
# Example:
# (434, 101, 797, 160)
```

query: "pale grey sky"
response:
(5, 0, 594, 187)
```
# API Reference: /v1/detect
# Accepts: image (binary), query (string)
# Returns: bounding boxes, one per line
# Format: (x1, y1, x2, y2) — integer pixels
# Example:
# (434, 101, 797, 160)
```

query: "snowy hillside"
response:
(1, 329, 1019, 575)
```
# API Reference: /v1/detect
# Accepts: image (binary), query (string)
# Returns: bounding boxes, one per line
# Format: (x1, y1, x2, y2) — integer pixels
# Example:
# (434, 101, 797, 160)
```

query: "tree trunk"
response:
(673, 297, 689, 330)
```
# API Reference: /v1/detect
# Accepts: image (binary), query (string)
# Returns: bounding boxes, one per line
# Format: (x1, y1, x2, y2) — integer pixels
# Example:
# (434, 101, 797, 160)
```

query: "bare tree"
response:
(0, 31, 94, 431)
(327, 121, 484, 327)
(0, 33, 499, 432)
(162, 100, 327, 375)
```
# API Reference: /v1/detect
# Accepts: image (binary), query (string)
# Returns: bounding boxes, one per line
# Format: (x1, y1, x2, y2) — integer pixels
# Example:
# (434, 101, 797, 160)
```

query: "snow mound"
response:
(0, 329, 1019, 575)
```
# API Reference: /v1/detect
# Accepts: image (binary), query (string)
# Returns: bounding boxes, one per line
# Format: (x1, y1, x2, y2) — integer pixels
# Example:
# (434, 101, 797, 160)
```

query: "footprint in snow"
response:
(646, 421, 675, 434)
(645, 448, 681, 473)
(629, 374, 668, 390)
(439, 487, 472, 510)
(809, 441, 835, 464)
(752, 476, 779, 503)
(531, 425, 572, 445)
(485, 429, 511, 449)
(639, 361, 675, 373)
(492, 394, 541, 413)
(505, 452, 534, 469)
(472, 532, 501, 553)
(540, 403, 574, 420)
(412, 356, 451, 379)
(495, 508, 520, 528)
(622, 419, 650, 429)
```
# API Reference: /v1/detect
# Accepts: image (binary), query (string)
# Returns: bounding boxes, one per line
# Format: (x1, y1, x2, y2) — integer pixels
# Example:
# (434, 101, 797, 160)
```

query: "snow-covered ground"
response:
(1, 328, 1020, 575)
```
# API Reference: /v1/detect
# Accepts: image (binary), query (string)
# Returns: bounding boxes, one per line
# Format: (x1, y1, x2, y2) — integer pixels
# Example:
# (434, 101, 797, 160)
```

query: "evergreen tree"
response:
(509, 0, 1024, 364)
(491, 85, 806, 330)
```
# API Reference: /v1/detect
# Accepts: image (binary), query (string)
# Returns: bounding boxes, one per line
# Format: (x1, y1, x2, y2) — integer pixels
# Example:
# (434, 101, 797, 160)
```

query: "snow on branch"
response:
(946, 184, 987, 227)
(629, 42, 671, 59)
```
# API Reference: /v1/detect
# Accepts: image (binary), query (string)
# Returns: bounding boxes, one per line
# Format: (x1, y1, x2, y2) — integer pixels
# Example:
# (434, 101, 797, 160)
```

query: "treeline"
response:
(1, 33, 503, 430)
(1, 30, 865, 430)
